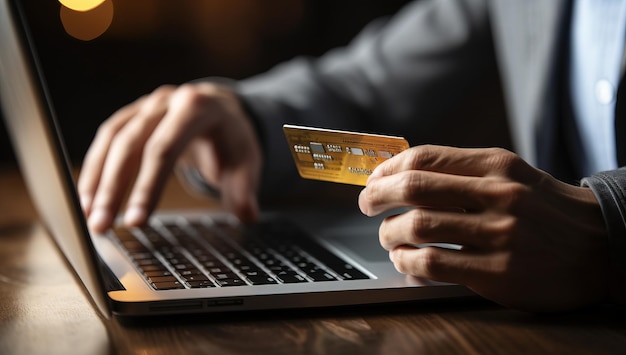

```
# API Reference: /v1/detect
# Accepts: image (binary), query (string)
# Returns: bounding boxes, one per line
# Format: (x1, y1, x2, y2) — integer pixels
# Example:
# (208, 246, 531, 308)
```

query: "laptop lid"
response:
(0, 0, 111, 318)
(1, 0, 473, 318)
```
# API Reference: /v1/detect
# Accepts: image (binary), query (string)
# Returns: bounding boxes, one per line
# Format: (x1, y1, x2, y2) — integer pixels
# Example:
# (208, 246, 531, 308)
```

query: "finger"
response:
(360, 169, 496, 216)
(181, 85, 262, 223)
(389, 245, 505, 286)
(123, 86, 210, 226)
(78, 99, 144, 215)
(220, 167, 260, 224)
(184, 136, 222, 190)
(88, 87, 174, 232)
(378, 208, 507, 250)
(187, 136, 261, 224)
(369, 145, 536, 181)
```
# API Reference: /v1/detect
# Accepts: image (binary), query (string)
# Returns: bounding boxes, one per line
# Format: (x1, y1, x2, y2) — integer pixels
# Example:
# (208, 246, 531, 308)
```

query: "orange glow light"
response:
(58, 0, 106, 12)
(60, 0, 114, 41)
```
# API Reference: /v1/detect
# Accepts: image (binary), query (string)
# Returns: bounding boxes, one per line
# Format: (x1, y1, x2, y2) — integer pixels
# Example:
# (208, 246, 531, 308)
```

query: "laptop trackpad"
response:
(276, 208, 390, 262)
(325, 231, 389, 263)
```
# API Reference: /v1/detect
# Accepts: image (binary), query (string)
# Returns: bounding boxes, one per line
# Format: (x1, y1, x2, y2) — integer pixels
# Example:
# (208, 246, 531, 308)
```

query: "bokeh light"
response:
(59, 0, 113, 41)
(58, 0, 106, 12)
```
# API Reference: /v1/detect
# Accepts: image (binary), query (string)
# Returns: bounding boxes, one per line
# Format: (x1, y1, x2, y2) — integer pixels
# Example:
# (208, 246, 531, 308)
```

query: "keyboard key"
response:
(144, 270, 173, 278)
(153, 281, 185, 290)
(148, 275, 178, 283)
(276, 272, 307, 283)
(188, 280, 215, 288)
(130, 252, 153, 260)
(202, 260, 224, 269)
(121, 240, 148, 253)
(306, 270, 337, 282)
(140, 264, 167, 272)
(136, 258, 161, 266)
(214, 272, 237, 280)
(216, 278, 246, 287)
(246, 275, 278, 285)
(334, 266, 369, 280)
(182, 274, 210, 282)
(115, 218, 371, 292)
(173, 263, 195, 271)
(236, 264, 259, 272)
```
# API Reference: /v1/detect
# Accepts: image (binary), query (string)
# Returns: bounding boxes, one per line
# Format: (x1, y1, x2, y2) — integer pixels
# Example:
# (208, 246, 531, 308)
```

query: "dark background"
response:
(0, 0, 413, 167)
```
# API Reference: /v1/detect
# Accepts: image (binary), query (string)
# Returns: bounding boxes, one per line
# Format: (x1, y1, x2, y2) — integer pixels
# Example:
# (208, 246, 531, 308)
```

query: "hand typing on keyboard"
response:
(78, 83, 262, 233)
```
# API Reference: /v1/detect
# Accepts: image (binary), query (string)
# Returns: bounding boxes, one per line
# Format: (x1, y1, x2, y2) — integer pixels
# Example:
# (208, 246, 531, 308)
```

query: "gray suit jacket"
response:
(235, 0, 626, 301)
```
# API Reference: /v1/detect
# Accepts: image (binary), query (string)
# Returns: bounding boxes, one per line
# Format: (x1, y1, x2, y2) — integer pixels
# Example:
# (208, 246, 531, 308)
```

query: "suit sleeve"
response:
(581, 169, 626, 304)
(233, 0, 494, 196)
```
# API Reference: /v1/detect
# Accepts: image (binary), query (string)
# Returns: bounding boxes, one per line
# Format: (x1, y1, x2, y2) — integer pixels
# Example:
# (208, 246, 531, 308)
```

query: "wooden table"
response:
(1, 166, 626, 354)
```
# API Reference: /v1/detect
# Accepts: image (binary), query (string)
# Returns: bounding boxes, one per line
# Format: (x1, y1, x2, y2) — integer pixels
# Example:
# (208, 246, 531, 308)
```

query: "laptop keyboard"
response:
(112, 217, 370, 290)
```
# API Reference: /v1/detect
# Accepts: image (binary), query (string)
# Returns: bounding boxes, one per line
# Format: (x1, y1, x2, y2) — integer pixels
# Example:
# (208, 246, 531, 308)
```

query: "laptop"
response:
(0, 0, 473, 318)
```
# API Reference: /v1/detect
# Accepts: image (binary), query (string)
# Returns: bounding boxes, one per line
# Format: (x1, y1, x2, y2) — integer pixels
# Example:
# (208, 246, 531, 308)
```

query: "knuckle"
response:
(489, 216, 518, 248)
(416, 247, 442, 278)
(110, 125, 141, 152)
(150, 85, 176, 99)
(174, 84, 214, 108)
(175, 84, 200, 99)
(484, 148, 535, 179)
(485, 148, 516, 169)
(486, 216, 521, 250)
(490, 181, 530, 211)
(95, 118, 120, 142)
(410, 208, 432, 240)
(365, 180, 382, 206)
(140, 85, 175, 110)
(406, 145, 436, 170)
(499, 215, 518, 234)
(402, 171, 424, 203)
(144, 135, 177, 164)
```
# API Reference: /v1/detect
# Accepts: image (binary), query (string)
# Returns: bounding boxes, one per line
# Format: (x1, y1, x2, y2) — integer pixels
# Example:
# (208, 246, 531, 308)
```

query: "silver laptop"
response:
(0, 0, 473, 318)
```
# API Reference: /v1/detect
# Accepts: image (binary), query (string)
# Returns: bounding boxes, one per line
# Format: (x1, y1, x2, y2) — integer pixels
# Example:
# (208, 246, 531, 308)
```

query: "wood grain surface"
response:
(1, 167, 626, 355)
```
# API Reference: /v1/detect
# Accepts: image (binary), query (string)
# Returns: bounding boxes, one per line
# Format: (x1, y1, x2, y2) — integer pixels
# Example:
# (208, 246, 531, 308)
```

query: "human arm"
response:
(358, 145, 610, 312)
(236, 0, 494, 195)
(78, 0, 493, 231)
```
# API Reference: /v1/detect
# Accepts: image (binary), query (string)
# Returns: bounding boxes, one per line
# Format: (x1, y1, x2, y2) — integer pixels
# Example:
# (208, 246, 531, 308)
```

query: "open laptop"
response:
(0, 0, 473, 318)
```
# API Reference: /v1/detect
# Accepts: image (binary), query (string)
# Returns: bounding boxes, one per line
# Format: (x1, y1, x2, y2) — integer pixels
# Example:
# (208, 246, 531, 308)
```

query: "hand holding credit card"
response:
(283, 124, 409, 186)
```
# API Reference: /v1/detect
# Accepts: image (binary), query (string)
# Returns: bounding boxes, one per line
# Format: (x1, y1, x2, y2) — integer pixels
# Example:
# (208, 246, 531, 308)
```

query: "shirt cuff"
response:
(581, 168, 626, 304)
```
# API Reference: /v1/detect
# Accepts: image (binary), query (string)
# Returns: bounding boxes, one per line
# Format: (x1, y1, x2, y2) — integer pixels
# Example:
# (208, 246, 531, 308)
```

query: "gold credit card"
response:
(283, 124, 409, 186)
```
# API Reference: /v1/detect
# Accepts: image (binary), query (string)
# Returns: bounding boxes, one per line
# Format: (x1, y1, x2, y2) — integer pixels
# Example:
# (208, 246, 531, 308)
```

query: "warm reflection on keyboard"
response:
(112, 217, 369, 290)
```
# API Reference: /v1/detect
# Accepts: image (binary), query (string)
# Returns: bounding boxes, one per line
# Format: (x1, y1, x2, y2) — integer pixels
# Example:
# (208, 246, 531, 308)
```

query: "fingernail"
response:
(389, 250, 395, 263)
(80, 195, 92, 214)
(358, 188, 369, 215)
(124, 206, 147, 226)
